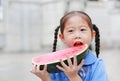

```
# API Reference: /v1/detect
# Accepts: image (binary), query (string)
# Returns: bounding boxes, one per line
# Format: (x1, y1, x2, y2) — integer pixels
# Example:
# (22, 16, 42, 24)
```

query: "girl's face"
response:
(59, 15, 95, 47)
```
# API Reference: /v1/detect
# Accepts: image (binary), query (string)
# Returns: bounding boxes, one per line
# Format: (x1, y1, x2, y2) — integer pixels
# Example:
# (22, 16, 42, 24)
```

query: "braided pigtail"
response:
(52, 26, 60, 52)
(93, 24, 100, 58)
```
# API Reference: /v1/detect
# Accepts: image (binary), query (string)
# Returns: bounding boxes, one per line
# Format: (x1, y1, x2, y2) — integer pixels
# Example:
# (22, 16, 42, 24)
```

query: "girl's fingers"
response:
(36, 65, 41, 72)
(56, 59, 69, 71)
(34, 65, 37, 71)
(31, 64, 48, 73)
(60, 59, 68, 68)
(78, 59, 84, 69)
(73, 55, 77, 66)
(56, 65, 65, 71)
(67, 56, 72, 67)
(36, 64, 47, 72)
(43, 64, 47, 71)
(30, 64, 37, 73)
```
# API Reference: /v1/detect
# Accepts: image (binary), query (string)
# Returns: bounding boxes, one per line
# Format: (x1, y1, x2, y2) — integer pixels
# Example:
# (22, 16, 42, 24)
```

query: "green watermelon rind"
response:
(32, 44, 88, 73)
(40, 49, 88, 73)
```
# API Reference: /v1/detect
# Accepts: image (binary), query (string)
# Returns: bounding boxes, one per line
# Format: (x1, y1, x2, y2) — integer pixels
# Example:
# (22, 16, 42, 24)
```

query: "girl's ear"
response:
(92, 30, 96, 40)
(59, 34, 65, 43)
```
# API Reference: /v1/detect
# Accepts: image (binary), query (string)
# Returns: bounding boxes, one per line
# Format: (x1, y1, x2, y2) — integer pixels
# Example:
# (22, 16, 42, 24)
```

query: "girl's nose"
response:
(75, 32, 81, 39)
(75, 36, 81, 40)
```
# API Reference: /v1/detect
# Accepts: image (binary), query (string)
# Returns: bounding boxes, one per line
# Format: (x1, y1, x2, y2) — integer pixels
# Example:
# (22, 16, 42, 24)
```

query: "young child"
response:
(30, 11, 108, 81)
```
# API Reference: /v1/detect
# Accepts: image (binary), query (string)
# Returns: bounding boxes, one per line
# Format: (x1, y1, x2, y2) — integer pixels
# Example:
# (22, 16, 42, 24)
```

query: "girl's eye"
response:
(81, 29, 86, 31)
(68, 30, 73, 32)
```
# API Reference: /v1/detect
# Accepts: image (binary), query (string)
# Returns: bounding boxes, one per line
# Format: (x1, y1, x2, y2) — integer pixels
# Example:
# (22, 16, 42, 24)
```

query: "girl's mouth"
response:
(74, 42, 83, 46)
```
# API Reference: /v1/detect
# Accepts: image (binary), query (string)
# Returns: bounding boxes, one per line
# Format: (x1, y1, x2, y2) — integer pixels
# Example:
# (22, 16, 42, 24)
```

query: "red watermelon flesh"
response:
(32, 44, 88, 73)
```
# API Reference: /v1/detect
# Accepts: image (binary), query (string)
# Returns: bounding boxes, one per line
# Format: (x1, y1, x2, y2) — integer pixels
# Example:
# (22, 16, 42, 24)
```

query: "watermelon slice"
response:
(32, 44, 88, 73)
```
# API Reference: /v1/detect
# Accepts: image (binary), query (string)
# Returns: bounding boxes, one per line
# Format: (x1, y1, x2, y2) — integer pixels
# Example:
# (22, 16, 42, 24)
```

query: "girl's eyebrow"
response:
(80, 24, 88, 27)
(65, 24, 89, 29)
(80, 25, 89, 28)
(65, 26, 74, 29)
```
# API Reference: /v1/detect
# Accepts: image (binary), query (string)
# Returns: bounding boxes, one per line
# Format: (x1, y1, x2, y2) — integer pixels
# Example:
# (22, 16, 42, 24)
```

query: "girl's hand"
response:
(56, 55, 84, 81)
(30, 64, 51, 81)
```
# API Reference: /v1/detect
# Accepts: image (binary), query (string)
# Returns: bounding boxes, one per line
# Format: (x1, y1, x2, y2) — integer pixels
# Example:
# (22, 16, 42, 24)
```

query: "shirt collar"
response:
(83, 50, 97, 65)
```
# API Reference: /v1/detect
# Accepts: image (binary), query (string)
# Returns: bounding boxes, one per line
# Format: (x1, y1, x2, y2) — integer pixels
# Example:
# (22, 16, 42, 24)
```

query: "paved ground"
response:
(100, 49, 120, 81)
(0, 49, 120, 81)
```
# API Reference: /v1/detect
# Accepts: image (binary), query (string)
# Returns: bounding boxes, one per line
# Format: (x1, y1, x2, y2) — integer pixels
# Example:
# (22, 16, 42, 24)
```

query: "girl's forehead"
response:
(64, 13, 90, 23)
(65, 16, 89, 25)
(64, 14, 92, 30)
(64, 14, 91, 25)
(70, 14, 90, 21)
(66, 15, 87, 21)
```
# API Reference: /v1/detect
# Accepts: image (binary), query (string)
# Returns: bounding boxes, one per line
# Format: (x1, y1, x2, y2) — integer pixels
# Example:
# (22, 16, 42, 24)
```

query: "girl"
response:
(31, 11, 108, 81)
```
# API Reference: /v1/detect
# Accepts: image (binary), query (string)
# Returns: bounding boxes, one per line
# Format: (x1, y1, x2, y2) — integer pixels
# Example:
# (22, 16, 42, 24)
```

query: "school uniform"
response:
(50, 50, 108, 81)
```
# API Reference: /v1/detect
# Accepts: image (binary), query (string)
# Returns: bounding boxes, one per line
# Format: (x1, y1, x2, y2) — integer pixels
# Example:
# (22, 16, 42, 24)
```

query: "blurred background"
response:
(0, 0, 120, 81)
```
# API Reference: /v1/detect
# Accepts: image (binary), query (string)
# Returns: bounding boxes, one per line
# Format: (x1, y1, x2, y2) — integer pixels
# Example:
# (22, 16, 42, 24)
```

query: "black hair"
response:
(52, 26, 60, 52)
(93, 24, 100, 58)
(52, 11, 100, 58)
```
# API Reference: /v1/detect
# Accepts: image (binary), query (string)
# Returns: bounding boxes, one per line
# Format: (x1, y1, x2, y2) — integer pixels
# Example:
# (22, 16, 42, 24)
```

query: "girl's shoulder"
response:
(84, 50, 104, 66)
(83, 51, 108, 81)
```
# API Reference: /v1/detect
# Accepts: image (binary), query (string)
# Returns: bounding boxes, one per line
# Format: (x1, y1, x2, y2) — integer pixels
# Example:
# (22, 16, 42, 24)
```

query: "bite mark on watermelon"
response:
(32, 44, 88, 73)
